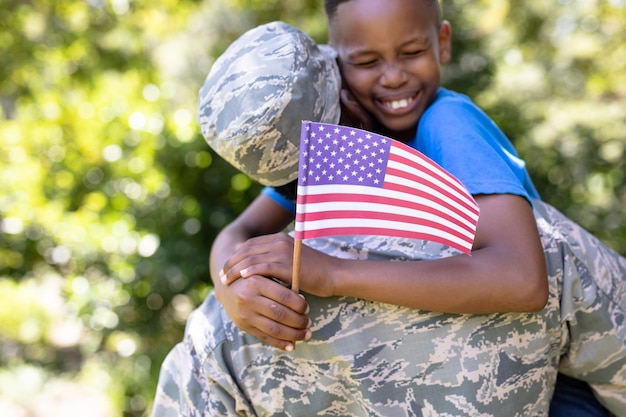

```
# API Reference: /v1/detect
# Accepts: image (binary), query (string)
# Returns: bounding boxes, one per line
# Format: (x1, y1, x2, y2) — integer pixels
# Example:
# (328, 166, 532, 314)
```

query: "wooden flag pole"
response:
(290, 239, 303, 349)
(291, 239, 302, 294)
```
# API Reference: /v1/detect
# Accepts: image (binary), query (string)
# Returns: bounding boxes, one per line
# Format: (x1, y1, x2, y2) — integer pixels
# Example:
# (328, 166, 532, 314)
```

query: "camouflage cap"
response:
(198, 21, 341, 187)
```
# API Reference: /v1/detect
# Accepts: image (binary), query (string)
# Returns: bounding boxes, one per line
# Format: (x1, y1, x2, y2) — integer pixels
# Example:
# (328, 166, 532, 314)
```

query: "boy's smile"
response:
(329, 0, 451, 142)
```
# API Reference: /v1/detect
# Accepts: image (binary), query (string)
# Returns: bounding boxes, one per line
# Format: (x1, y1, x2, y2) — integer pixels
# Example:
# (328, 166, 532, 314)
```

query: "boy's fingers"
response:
(339, 89, 373, 130)
(249, 316, 312, 350)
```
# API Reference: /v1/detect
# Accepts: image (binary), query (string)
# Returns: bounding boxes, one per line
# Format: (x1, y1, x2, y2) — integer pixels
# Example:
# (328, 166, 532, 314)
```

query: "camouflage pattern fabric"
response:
(198, 21, 341, 187)
(151, 200, 626, 417)
(533, 202, 626, 415)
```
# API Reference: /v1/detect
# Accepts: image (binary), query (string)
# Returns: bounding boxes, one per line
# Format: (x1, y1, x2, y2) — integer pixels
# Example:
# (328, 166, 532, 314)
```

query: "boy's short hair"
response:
(198, 21, 341, 187)
(324, 0, 441, 22)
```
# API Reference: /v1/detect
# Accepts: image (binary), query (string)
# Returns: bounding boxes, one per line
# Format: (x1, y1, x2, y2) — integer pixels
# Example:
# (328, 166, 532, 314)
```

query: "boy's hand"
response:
(215, 272, 311, 351)
(221, 233, 336, 298)
(339, 88, 375, 131)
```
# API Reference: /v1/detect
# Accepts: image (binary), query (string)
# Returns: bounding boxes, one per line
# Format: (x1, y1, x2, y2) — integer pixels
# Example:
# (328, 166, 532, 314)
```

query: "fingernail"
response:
(219, 269, 226, 284)
(240, 268, 249, 277)
(304, 329, 312, 341)
(299, 294, 310, 314)
(285, 343, 294, 352)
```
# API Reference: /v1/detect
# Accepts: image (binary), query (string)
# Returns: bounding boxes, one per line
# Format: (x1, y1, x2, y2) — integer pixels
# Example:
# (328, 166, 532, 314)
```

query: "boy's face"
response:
(329, 0, 451, 141)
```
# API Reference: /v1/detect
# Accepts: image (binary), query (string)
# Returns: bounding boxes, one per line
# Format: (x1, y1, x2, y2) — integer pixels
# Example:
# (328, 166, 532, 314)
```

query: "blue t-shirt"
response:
(263, 88, 539, 213)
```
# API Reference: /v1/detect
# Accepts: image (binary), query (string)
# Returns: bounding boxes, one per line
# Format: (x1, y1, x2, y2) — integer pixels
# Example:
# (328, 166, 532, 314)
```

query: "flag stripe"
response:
(294, 222, 471, 250)
(388, 147, 480, 216)
(295, 207, 475, 244)
(296, 187, 477, 235)
(383, 174, 479, 227)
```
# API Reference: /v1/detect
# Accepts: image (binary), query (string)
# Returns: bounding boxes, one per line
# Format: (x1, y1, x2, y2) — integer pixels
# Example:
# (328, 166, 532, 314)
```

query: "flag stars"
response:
(300, 122, 391, 188)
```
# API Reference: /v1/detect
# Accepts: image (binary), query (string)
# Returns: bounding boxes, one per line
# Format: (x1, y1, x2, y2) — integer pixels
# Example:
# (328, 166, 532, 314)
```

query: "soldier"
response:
(151, 14, 626, 417)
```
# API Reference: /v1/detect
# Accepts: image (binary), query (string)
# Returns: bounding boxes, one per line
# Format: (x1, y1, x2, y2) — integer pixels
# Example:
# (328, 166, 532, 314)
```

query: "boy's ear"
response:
(438, 21, 452, 64)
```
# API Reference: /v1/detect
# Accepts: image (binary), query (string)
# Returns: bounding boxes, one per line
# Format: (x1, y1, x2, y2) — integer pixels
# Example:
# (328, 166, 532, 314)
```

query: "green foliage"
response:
(0, 0, 624, 415)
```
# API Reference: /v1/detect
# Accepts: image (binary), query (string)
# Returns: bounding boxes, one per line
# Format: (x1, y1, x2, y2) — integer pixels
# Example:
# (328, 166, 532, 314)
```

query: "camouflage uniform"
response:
(151, 201, 626, 416)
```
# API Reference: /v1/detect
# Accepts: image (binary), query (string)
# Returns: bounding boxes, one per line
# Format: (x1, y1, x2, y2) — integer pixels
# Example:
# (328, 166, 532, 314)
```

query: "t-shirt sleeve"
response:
(261, 186, 296, 214)
(414, 94, 534, 205)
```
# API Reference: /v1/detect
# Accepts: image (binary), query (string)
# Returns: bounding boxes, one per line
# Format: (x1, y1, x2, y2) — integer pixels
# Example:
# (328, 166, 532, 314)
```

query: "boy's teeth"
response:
(387, 98, 412, 109)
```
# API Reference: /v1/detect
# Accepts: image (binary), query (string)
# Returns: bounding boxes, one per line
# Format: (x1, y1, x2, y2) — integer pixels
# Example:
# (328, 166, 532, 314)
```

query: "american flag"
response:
(294, 121, 480, 254)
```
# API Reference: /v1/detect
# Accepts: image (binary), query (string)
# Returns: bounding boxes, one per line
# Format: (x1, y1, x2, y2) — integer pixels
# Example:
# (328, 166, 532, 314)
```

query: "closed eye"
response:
(352, 58, 378, 68)
(402, 49, 425, 58)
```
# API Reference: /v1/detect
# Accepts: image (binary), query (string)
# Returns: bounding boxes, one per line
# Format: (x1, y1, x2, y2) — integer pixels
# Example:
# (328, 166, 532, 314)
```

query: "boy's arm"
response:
(225, 193, 549, 314)
(210, 193, 311, 351)
(328, 193, 548, 313)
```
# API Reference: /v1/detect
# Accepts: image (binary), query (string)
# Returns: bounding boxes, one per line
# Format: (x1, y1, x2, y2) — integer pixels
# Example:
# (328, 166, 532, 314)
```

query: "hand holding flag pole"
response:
(291, 120, 480, 311)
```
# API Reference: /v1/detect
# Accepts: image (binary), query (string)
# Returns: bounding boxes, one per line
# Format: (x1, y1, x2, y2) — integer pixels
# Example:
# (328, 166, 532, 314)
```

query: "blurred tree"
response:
(0, 0, 624, 416)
